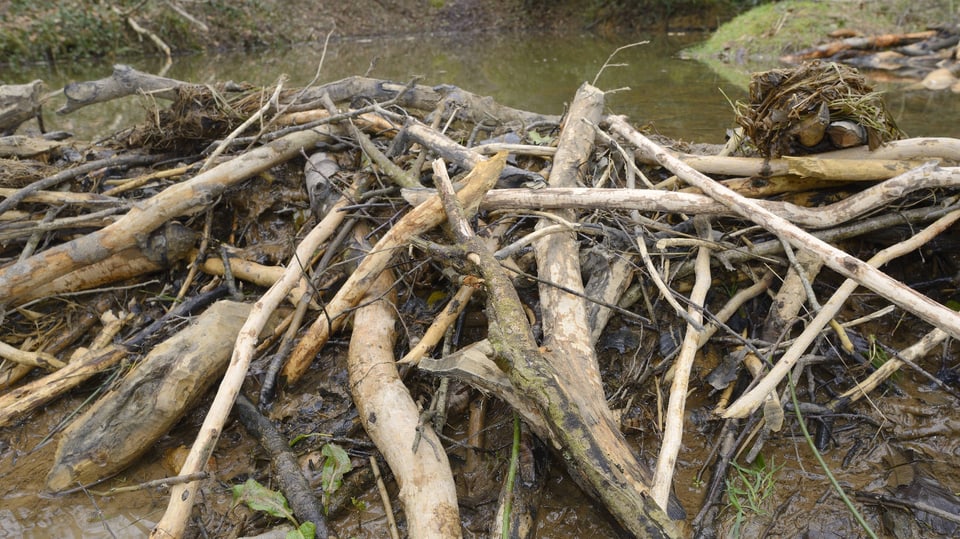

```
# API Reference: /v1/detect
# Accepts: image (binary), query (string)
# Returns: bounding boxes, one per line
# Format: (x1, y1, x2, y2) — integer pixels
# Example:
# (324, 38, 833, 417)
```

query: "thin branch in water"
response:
(593, 41, 649, 86)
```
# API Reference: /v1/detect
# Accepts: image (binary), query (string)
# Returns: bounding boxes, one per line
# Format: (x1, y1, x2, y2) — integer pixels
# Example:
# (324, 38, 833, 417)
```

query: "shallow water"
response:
(5, 32, 958, 143)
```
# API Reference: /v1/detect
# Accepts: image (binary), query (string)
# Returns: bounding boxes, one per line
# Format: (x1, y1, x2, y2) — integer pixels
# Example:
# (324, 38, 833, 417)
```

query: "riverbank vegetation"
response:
(1, 0, 759, 66)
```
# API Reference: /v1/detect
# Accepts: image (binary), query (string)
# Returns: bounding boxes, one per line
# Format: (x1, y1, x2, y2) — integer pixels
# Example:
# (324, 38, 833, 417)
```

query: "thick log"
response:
(347, 227, 461, 539)
(46, 300, 270, 491)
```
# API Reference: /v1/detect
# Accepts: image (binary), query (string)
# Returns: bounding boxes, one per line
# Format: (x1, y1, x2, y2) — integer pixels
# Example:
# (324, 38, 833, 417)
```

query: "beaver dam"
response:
(1, 61, 960, 538)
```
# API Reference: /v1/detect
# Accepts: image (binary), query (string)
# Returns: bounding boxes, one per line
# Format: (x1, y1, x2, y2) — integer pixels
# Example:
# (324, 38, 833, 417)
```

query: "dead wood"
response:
(294, 76, 560, 126)
(722, 207, 960, 419)
(0, 128, 332, 305)
(430, 152, 680, 537)
(45, 300, 274, 491)
(57, 64, 190, 114)
(281, 151, 508, 384)
(151, 176, 367, 538)
(346, 225, 461, 539)
(0, 135, 64, 158)
(235, 393, 332, 538)
(0, 298, 109, 389)
(16, 222, 197, 303)
(608, 115, 960, 341)
(0, 152, 164, 217)
(0, 80, 44, 135)
(5, 59, 960, 539)
(820, 137, 960, 162)
(652, 217, 711, 507)
(404, 162, 960, 229)
(781, 30, 938, 63)
(0, 287, 227, 429)
(636, 149, 931, 181)
(56, 66, 560, 131)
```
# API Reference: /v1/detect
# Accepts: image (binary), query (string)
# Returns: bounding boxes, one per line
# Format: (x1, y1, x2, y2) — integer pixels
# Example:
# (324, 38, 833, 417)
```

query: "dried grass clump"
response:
(735, 61, 904, 158)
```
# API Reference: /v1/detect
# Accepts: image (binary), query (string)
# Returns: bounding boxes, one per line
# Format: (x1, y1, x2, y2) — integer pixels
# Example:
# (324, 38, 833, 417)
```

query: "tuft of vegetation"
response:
(725, 455, 782, 537)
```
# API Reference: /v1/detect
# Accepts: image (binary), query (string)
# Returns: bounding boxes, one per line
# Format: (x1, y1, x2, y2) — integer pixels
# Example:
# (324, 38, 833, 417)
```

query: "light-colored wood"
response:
(347, 226, 461, 539)
(609, 115, 960, 342)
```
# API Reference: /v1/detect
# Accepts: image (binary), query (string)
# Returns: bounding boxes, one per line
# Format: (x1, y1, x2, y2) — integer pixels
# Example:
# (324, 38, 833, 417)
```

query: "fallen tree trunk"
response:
(46, 300, 273, 491)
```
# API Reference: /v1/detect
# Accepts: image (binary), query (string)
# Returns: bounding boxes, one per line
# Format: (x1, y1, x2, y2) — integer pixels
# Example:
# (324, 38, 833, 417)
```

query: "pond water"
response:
(5, 31, 959, 144)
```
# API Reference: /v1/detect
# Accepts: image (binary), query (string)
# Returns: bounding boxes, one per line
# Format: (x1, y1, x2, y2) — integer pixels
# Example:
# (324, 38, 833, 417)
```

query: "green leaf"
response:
(320, 443, 352, 509)
(231, 478, 295, 522)
(527, 131, 554, 145)
(286, 521, 316, 539)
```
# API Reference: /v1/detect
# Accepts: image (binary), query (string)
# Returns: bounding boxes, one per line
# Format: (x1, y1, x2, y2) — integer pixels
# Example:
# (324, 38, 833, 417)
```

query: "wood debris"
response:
(1, 63, 960, 538)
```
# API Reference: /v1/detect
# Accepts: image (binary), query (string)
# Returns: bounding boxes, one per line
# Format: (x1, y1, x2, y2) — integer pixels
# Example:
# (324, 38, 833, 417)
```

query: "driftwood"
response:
(608, 115, 960, 340)
(782, 30, 938, 62)
(16, 222, 197, 304)
(5, 62, 960, 539)
(346, 226, 461, 539)
(0, 128, 334, 305)
(429, 154, 679, 536)
(280, 150, 509, 383)
(780, 29, 960, 92)
(403, 161, 960, 229)
(150, 177, 368, 538)
(56, 65, 560, 127)
(0, 80, 43, 134)
(45, 300, 273, 491)
(234, 393, 331, 538)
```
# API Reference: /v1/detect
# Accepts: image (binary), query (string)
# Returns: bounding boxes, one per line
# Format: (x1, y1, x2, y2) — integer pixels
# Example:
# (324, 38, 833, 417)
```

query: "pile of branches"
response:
(2, 63, 960, 538)
(781, 24, 960, 91)
(735, 60, 904, 157)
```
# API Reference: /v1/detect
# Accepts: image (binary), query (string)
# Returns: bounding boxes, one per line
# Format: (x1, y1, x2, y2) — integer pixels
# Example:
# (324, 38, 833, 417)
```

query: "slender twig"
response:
(787, 373, 878, 538)
(500, 413, 521, 539)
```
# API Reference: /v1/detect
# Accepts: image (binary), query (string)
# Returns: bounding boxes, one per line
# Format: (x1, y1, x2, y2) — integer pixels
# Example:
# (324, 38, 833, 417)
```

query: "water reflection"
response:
(4, 32, 959, 143)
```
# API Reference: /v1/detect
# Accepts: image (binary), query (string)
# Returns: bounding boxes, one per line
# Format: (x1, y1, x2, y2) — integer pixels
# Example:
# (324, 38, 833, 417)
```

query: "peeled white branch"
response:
(608, 115, 960, 342)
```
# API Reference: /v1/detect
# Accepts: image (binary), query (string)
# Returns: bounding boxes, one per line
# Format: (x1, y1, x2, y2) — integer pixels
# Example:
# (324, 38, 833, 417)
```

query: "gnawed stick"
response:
(721, 207, 960, 418)
(0, 287, 226, 429)
(0, 128, 334, 305)
(652, 217, 711, 508)
(150, 176, 366, 539)
(45, 300, 274, 492)
(235, 393, 331, 538)
(281, 152, 508, 383)
(830, 327, 952, 408)
(402, 163, 960, 228)
(16, 222, 198, 304)
(430, 157, 679, 537)
(608, 115, 960, 341)
(346, 225, 461, 539)
(57, 64, 188, 114)
(398, 280, 478, 365)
